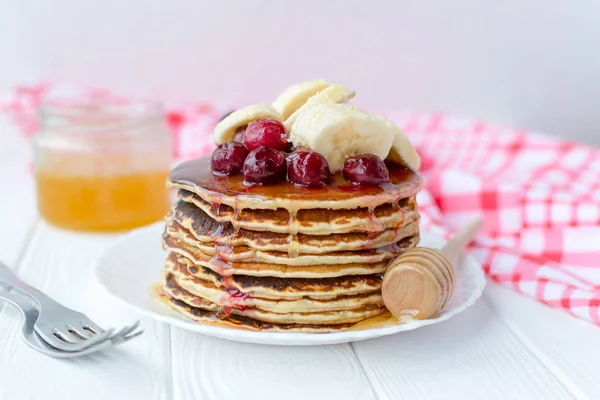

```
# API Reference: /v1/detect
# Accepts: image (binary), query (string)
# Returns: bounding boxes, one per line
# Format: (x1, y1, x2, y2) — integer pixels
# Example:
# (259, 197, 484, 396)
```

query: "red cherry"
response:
(287, 151, 331, 187)
(243, 147, 287, 185)
(211, 142, 249, 176)
(342, 154, 390, 185)
(244, 119, 288, 151)
(232, 126, 246, 143)
(284, 141, 296, 153)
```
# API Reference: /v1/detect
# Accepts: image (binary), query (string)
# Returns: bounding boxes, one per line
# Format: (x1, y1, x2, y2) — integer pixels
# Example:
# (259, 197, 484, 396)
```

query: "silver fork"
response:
(0, 261, 123, 351)
(0, 290, 142, 357)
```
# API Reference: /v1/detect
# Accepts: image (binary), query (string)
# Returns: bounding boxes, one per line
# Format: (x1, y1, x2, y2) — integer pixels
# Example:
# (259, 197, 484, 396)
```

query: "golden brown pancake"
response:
(163, 224, 419, 266)
(167, 200, 420, 254)
(163, 232, 420, 274)
(164, 296, 355, 332)
(165, 236, 390, 277)
(167, 158, 422, 212)
(170, 254, 383, 299)
(165, 256, 384, 313)
(178, 189, 417, 235)
(163, 273, 385, 326)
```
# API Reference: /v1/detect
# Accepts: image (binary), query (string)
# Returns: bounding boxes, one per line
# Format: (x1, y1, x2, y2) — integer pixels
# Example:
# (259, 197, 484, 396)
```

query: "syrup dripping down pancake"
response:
(167, 200, 420, 254)
(163, 229, 420, 268)
(163, 274, 385, 326)
(178, 189, 417, 235)
(163, 235, 390, 277)
(165, 256, 384, 313)
(171, 254, 383, 299)
(159, 156, 423, 330)
(168, 157, 422, 212)
(164, 296, 355, 332)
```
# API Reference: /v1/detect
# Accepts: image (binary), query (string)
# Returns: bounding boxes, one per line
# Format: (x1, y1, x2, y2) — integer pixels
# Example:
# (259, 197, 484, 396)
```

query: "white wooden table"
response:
(1, 117, 599, 400)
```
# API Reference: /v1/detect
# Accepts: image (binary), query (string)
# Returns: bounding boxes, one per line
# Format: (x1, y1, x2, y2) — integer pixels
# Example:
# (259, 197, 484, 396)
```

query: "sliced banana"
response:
(290, 103, 394, 172)
(381, 117, 421, 171)
(283, 83, 355, 132)
(272, 79, 331, 120)
(213, 105, 281, 145)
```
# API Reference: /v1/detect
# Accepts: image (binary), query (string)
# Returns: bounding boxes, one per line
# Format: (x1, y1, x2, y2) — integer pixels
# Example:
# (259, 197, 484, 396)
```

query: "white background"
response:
(1, 0, 599, 143)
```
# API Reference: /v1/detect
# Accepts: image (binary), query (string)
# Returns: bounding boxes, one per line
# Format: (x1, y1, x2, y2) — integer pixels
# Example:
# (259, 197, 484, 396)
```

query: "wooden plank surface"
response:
(484, 283, 600, 400)
(0, 222, 173, 400)
(0, 117, 36, 267)
(352, 300, 575, 400)
(170, 331, 377, 400)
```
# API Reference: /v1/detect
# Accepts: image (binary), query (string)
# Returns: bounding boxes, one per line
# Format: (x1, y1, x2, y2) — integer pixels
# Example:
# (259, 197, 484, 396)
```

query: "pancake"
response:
(163, 231, 420, 271)
(159, 155, 423, 331)
(168, 158, 422, 212)
(163, 274, 385, 325)
(164, 296, 355, 332)
(163, 223, 419, 265)
(164, 235, 389, 277)
(165, 260, 384, 313)
(171, 254, 383, 299)
(167, 200, 420, 254)
(163, 237, 388, 278)
(178, 189, 417, 235)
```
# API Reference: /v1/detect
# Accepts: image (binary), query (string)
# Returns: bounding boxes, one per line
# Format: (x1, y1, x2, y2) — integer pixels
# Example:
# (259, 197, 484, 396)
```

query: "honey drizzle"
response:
(366, 205, 378, 232)
(349, 312, 400, 330)
(363, 199, 381, 248)
(349, 308, 436, 330)
(213, 195, 254, 317)
(168, 158, 422, 211)
(220, 275, 252, 305)
(286, 210, 300, 258)
(217, 306, 233, 317)
(209, 195, 241, 285)
(212, 195, 223, 217)
(209, 245, 235, 276)
(231, 206, 240, 234)
(220, 275, 249, 311)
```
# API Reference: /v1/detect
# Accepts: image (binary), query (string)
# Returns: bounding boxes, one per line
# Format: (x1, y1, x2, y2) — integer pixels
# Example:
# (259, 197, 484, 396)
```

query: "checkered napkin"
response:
(3, 85, 600, 325)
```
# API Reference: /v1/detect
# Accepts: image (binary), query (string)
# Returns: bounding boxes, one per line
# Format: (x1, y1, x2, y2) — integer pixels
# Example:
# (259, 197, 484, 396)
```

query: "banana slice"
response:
(381, 117, 421, 171)
(283, 83, 355, 132)
(290, 103, 394, 172)
(273, 79, 331, 120)
(213, 105, 281, 145)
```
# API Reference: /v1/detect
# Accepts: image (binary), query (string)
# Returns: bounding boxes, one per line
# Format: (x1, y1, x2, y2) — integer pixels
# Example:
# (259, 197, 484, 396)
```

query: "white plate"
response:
(94, 222, 485, 346)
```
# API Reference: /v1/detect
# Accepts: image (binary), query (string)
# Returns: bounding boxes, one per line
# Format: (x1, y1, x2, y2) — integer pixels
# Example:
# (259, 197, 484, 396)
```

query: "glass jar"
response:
(33, 101, 172, 232)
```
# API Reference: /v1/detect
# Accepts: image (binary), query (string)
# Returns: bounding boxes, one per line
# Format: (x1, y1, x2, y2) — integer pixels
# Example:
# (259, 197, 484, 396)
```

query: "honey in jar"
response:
(34, 101, 172, 232)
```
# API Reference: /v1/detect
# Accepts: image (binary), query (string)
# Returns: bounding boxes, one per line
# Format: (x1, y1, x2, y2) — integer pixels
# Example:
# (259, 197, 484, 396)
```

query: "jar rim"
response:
(40, 99, 164, 134)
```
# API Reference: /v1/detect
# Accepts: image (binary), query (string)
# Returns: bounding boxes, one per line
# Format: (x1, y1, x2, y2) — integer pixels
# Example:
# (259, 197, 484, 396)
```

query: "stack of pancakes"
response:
(160, 158, 422, 332)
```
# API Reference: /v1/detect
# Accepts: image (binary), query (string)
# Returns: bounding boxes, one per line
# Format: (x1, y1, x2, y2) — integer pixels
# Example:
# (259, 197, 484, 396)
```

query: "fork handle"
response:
(0, 290, 35, 318)
(0, 262, 58, 308)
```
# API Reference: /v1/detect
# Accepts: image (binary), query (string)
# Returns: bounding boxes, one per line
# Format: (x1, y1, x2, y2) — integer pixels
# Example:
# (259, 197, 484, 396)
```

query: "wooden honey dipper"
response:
(382, 219, 483, 322)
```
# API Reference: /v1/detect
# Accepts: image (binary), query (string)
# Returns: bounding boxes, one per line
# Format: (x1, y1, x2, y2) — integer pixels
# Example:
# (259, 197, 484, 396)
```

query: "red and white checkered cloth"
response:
(3, 84, 600, 325)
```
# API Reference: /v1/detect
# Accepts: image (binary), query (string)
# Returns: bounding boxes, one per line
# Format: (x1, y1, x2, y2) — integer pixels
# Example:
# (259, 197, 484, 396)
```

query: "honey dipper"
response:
(382, 219, 483, 321)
